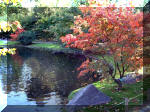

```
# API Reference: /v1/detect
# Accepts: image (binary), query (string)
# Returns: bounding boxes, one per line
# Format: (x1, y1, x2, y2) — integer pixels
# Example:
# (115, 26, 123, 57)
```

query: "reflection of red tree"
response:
(11, 51, 23, 65)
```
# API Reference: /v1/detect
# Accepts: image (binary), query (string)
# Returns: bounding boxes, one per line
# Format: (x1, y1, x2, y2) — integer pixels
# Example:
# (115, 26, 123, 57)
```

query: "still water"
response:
(0, 47, 90, 106)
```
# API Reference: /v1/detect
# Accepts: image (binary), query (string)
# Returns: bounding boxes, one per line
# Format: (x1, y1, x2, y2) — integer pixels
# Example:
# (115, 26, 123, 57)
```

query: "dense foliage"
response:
(10, 27, 25, 40)
(18, 31, 36, 45)
(7, 7, 82, 41)
(0, 0, 23, 39)
(61, 4, 143, 87)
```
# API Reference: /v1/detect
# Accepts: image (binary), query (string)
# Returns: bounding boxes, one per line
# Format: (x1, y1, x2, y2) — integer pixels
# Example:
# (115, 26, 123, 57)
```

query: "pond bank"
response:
(0, 40, 143, 110)
(0, 40, 83, 55)
(0, 46, 89, 106)
(68, 80, 143, 105)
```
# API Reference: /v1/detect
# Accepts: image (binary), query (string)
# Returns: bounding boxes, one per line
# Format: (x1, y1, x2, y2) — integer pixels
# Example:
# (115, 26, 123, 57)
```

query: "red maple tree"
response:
(61, 6, 143, 86)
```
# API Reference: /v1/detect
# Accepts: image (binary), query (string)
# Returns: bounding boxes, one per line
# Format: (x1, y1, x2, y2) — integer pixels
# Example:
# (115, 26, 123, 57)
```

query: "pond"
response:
(0, 47, 94, 106)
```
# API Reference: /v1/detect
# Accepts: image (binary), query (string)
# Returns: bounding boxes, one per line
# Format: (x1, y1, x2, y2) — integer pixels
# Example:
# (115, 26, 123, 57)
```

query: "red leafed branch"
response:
(10, 28, 25, 40)
(61, 6, 143, 79)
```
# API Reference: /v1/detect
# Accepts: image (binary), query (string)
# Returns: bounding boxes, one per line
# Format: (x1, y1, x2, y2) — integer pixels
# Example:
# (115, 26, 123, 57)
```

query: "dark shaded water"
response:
(0, 47, 90, 106)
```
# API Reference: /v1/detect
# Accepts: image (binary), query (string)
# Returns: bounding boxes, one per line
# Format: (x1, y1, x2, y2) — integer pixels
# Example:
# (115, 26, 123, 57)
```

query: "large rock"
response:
(67, 84, 111, 105)
(120, 73, 143, 84)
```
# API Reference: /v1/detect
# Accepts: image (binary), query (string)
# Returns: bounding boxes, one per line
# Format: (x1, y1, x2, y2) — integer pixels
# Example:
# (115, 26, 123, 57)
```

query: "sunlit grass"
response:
(68, 55, 143, 105)
(95, 80, 143, 105)
(30, 43, 62, 49)
(0, 40, 70, 51)
(68, 79, 143, 105)
(7, 41, 19, 45)
(0, 40, 19, 45)
(0, 40, 5, 45)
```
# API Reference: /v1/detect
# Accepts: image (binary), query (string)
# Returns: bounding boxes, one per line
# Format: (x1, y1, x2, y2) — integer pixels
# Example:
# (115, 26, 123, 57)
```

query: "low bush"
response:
(18, 31, 36, 45)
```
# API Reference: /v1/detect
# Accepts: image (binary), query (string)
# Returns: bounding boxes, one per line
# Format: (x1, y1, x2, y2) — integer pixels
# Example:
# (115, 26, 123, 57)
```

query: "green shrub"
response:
(7, 7, 83, 41)
(18, 31, 36, 45)
(45, 7, 82, 40)
(33, 7, 82, 41)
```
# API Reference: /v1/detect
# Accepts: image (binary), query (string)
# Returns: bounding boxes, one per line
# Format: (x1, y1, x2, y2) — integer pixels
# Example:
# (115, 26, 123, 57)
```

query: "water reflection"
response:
(26, 78, 51, 105)
(0, 56, 7, 111)
(0, 47, 89, 105)
(0, 68, 7, 111)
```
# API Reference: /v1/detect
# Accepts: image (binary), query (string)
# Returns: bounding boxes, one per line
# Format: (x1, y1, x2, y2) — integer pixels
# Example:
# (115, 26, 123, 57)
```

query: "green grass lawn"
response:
(0, 40, 65, 50)
(0, 40, 5, 45)
(68, 79, 143, 106)
(0, 40, 19, 46)
(95, 80, 143, 105)
(30, 43, 63, 49)
(29, 43, 81, 54)
(0, 40, 74, 53)
(7, 41, 19, 45)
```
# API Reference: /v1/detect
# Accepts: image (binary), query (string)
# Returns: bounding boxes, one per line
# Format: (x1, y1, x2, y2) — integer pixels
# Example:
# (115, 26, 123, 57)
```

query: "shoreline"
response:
(0, 40, 143, 106)
(0, 40, 83, 55)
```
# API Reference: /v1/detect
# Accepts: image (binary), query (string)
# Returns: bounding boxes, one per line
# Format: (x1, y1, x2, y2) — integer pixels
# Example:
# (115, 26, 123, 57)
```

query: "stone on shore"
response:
(120, 73, 143, 84)
(67, 84, 111, 105)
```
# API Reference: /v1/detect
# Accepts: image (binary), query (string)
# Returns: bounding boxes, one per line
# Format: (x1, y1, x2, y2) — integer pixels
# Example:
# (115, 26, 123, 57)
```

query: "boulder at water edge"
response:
(67, 84, 111, 105)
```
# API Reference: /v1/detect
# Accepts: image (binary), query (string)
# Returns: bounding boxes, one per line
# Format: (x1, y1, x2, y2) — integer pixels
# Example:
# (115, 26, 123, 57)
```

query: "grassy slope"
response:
(69, 52, 143, 105)
(0, 40, 5, 45)
(68, 80, 143, 105)
(29, 43, 64, 50)
(7, 41, 19, 45)
(0, 40, 65, 50)
(28, 43, 81, 54)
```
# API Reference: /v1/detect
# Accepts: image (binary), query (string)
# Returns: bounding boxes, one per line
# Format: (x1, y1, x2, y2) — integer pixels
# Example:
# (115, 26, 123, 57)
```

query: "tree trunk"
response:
(114, 79, 123, 90)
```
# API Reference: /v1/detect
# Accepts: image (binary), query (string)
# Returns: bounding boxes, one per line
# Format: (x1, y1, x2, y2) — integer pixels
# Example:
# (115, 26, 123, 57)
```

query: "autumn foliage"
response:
(61, 6, 143, 80)
(10, 28, 25, 40)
